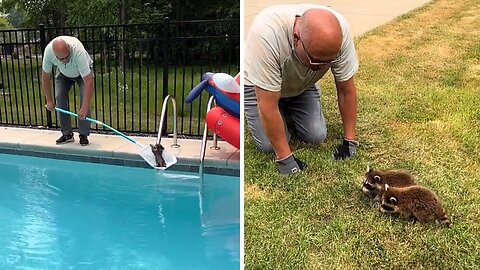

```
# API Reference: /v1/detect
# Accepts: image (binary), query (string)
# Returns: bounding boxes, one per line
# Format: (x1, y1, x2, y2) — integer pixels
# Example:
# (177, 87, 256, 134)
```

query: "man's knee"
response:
(55, 84, 68, 101)
(302, 126, 327, 144)
(248, 128, 274, 153)
(55, 92, 66, 104)
(255, 140, 274, 153)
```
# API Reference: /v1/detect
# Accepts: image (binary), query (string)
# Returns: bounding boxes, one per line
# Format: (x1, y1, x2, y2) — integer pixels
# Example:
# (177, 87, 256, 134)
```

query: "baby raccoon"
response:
(362, 166, 416, 201)
(380, 184, 450, 227)
(150, 143, 166, 167)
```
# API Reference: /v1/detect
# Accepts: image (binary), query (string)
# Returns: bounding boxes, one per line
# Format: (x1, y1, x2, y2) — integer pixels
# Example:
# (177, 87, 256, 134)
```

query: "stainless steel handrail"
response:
(200, 96, 217, 166)
(157, 95, 180, 148)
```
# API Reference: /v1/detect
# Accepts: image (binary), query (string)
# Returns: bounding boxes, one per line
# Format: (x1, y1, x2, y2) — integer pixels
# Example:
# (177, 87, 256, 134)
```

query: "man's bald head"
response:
(52, 38, 70, 63)
(297, 9, 342, 61)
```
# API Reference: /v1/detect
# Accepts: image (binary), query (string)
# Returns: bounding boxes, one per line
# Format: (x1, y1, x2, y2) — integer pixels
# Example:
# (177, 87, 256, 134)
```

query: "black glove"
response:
(276, 154, 307, 175)
(333, 139, 358, 160)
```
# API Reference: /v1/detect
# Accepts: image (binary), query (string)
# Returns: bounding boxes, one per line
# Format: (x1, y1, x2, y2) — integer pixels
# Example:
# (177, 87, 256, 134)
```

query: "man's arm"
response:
(335, 76, 357, 141)
(255, 86, 291, 160)
(78, 73, 94, 120)
(256, 86, 306, 174)
(42, 71, 55, 111)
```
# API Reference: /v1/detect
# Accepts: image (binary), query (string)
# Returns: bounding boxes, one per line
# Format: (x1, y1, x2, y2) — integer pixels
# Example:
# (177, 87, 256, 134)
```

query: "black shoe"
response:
(56, 134, 74, 144)
(79, 135, 89, 146)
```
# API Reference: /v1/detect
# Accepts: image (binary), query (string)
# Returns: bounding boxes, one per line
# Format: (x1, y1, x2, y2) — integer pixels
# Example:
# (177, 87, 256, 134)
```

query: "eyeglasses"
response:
(298, 34, 334, 66)
(57, 52, 70, 62)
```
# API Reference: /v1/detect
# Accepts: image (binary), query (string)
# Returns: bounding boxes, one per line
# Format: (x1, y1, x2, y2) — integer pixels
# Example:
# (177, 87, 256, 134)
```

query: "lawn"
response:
(244, 0, 480, 269)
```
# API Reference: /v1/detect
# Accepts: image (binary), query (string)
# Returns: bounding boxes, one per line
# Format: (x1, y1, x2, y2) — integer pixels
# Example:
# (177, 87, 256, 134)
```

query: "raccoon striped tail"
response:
(438, 212, 451, 227)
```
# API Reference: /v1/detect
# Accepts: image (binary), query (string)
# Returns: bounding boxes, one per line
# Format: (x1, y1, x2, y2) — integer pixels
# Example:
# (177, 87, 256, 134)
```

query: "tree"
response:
(128, 0, 171, 24)
(0, 0, 67, 27)
(6, 6, 24, 28)
(0, 16, 14, 29)
(67, 0, 117, 26)
(171, 0, 239, 21)
(1, 0, 239, 28)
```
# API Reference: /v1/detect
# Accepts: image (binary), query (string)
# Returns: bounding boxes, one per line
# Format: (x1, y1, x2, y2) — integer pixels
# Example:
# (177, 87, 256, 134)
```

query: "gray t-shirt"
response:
(42, 36, 93, 78)
(244, 4, 359, 98)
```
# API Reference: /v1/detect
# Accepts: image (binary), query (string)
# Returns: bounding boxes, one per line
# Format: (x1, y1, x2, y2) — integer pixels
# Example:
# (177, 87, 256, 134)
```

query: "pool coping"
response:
(0, 126, 240, 176)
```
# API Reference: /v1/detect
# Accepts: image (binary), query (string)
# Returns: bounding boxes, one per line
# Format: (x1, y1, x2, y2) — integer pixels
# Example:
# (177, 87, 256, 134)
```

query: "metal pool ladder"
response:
(198, 96, 220, 214)
(157, 95, 180, 148)
(199, 96, 220, 178)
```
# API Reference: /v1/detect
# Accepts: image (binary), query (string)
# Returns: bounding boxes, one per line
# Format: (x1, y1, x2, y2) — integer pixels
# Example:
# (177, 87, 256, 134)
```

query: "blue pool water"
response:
(0, 153, 240, 269)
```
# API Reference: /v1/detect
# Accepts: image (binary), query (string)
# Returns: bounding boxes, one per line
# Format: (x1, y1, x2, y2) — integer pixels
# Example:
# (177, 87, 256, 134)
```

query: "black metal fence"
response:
(0, 18, 240, 137)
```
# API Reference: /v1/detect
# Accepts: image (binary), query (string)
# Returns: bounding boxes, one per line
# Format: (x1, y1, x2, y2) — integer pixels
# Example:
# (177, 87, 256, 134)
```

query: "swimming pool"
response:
(0, 153, 240, 269)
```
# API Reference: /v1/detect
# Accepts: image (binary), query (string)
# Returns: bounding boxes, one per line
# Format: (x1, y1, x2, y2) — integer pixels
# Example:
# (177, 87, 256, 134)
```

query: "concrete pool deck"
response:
(0, 126, 240, 176)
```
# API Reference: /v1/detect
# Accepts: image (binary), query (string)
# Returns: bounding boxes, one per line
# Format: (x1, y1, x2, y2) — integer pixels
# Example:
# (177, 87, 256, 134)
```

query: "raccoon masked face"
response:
(362, 166, 382, 196)
(380, 184, 399, 213)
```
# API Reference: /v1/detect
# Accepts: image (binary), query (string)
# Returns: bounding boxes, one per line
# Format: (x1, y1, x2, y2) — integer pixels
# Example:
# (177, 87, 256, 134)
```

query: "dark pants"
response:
(55, 72, 91, 136)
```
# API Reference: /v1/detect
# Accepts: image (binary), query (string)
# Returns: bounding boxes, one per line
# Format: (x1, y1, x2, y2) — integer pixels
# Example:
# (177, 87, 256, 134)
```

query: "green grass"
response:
(244, 0, 480, 269)
(0, 57, 237, 135)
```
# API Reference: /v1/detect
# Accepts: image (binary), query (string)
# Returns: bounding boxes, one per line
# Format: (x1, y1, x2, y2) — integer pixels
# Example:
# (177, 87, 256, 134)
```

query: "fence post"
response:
(161, 17, 170, 136)
(39, 24, 52, 128)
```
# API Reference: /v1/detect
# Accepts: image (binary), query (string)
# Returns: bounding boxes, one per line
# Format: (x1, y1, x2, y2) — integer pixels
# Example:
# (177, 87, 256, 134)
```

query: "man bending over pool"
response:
(42, 36, 94, 146)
